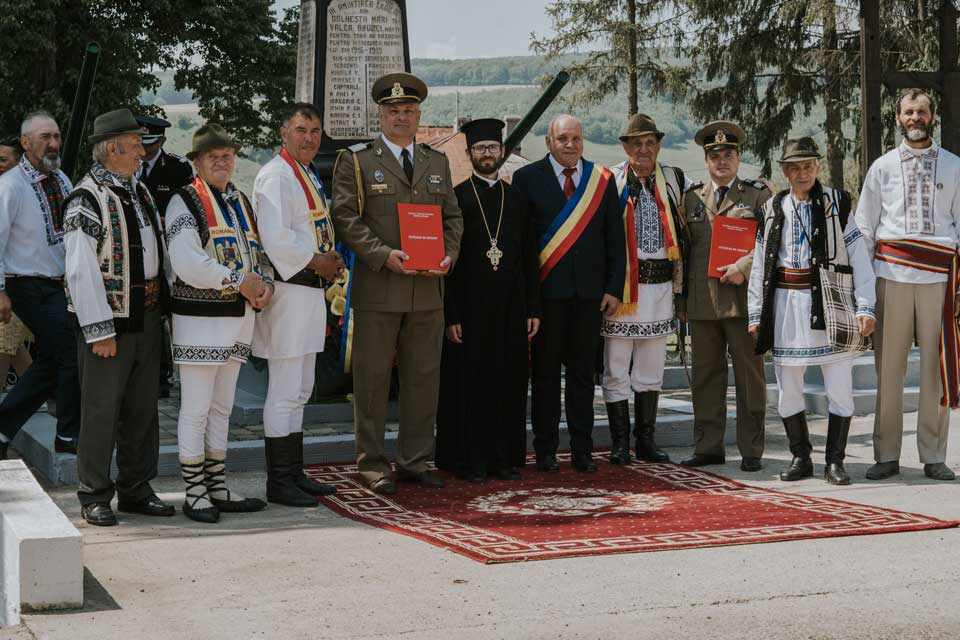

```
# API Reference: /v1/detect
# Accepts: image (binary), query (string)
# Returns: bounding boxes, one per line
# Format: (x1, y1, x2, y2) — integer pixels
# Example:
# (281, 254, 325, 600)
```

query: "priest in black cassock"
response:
(435, 118, 541, 483)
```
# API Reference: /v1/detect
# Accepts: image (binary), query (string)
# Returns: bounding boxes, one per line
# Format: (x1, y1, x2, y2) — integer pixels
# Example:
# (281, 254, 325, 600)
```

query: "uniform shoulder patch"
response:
(167, 152, 191, 165)
(745, 178, 770, 191)
(419, 142, 445, 156)
(685, 180, 704, 192)
(347, 142, 372, 153)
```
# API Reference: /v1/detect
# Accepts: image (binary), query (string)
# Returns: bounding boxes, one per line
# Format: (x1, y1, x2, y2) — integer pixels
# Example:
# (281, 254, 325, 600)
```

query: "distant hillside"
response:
(411, 55, 575, 86)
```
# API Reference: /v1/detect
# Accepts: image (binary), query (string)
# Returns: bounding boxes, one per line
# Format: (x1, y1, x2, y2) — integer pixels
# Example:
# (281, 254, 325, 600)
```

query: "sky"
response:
(274, 0, 552, 59)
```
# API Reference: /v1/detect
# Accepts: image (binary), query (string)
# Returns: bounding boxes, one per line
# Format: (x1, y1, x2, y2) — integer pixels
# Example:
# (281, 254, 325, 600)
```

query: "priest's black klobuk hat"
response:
(461, 118, 505, 147)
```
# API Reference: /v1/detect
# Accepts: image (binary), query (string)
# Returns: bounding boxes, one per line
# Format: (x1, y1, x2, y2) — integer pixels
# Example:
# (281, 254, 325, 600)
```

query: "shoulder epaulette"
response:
(746, 178, 770, 191)
(167, 151, 191, 165)
(419, 142, 444, 156)
(347, 142, 372, 153)
(685, 181, 704, 192)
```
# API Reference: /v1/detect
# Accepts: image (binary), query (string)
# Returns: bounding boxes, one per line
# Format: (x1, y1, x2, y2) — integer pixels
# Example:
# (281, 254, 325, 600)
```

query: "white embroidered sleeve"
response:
(254, 173, 313, 281)
(165, 194, 235, 291)
(853, 165, 882, 260)
(746, 224, 765, 327)
(844, 215, 877, 318)
(63, 197, 116, 343)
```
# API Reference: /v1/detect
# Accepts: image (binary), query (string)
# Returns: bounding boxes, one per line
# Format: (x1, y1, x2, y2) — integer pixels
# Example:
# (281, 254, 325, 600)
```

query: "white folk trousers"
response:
(264, 354, 316, 438)
(177, 360, 242, 460)
(774, 360, 854, 418)
(601, 335, 668, 402)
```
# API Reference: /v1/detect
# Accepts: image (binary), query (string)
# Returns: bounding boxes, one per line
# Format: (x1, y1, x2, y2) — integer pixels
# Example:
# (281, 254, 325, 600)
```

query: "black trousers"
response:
(76, 309, 162, 506)
(530, 297, 601, 458)
(0, 277, 81, 441)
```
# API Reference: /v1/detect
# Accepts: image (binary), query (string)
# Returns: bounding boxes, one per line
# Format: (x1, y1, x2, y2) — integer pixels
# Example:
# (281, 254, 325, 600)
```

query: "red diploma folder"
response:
(707, 217, 758, 278)
(397, 203, 445, 271)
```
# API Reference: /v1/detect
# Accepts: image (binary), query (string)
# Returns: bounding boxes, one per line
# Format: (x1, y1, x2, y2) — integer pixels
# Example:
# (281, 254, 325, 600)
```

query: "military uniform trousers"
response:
(689, 317, 766, 458)
(352, 307, 444, 484)
(76, 308, 162, 506)
(873, 278, 950, 464)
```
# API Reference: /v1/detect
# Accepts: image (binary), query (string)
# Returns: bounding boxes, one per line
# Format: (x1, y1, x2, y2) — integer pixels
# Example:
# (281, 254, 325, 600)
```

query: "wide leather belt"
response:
(637, 258, 673, 284)
(272, 265, 323, 289)
(142, 278, 162, 308)
(775, 267, 812, 290)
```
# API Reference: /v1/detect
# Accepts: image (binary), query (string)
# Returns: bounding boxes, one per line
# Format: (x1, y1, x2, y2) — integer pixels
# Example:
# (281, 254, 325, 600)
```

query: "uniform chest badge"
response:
(374, 169, 385, 183)
(428, 174, 442, 185)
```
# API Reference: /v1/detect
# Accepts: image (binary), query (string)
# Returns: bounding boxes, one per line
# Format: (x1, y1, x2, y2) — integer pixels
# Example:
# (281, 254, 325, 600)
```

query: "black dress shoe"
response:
(54, 437, 77, 455)
(494, 468, 521, 481)
(535, 455, 560, 472)
(572, 456, 597, 473)
(865, 461, 899, 480)
(740, 457, 762, 472)
(369, 477, 397, 495)
(680, 453, 725, 467)
(82, 502, 117, 527)
(924, 463, 956, 481)
(117, 494, 176, 516)
(397, 469, 446, 488)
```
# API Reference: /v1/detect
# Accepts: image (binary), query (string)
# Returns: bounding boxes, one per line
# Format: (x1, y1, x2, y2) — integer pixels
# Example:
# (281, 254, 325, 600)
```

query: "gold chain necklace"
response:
(469, 175, 505, 270)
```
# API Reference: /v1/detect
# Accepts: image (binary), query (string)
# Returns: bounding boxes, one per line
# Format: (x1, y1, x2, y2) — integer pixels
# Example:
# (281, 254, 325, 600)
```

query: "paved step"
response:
(16, 409, 737, 486)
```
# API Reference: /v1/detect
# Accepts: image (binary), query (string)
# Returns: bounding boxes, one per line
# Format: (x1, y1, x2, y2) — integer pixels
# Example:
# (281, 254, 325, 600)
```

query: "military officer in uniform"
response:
(136, 115, 193, 220)
(332, 72, 463, 495)
(137, 115, 193, 398)
(678, 121, 771, 471)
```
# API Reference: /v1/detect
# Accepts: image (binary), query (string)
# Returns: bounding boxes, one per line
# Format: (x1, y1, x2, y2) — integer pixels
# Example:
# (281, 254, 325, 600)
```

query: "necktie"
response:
(716, 185, 729, 208)
(562, 167, 576, 200)
(401, 148, 414, 183)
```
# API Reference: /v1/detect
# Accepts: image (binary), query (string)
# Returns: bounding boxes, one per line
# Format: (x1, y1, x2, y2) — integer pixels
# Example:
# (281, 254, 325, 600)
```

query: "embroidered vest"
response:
(170, 180, 265, 317)
(64, 173, 169, 334)
(754, 182, 852, 354)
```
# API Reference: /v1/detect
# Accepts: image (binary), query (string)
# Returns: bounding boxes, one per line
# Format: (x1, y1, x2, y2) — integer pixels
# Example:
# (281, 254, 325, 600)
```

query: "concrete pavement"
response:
(5, 411, 960, 639)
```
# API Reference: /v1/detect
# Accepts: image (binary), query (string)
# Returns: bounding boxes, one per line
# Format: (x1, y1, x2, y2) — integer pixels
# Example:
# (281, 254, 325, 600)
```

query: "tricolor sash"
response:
(612, 163, 682, 317)
(192, 176, 263, 276)
(875, 239, 960, 407)
(280, 147, 336, 253)
(334, 149, 366, 374)
(539, 161, 612, 282)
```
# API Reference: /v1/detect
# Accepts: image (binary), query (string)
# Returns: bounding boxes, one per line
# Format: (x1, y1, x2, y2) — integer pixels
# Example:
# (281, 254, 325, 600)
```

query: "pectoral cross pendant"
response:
(486, 239, 503, 271)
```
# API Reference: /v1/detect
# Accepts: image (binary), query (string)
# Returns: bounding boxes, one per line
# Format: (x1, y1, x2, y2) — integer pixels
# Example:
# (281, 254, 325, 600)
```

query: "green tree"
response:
(530, 0, 690, 117)
(0, 0, 296, 180)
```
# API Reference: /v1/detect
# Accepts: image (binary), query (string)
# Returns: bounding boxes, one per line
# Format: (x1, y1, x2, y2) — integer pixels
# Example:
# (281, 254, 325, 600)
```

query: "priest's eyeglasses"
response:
(471, 144, 502, 155)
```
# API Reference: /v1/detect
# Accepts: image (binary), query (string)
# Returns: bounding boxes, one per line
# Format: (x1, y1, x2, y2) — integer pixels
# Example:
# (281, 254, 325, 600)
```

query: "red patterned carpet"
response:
(305, 455, 958, 564)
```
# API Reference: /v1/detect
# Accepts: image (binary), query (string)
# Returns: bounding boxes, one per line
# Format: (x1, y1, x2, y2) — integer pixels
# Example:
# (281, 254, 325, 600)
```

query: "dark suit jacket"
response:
(511, 155, 625, 301)
(141, 149, 194, 220)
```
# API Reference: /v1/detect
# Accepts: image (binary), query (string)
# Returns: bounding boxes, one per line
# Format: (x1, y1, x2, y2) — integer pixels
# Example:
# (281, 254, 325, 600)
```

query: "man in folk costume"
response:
(748, 138, 876, 485)
(678, 121, 771, 471)
(602, 114, 687, 465)
(436, 118, 541, 483)
(855, 89, 960, 481)
(166, 124, 270, 522)
(253, 103, 344, 506)
(64, 109, 174, 526)
(332, 72, 463, 495)
(512, 114, 626, 473)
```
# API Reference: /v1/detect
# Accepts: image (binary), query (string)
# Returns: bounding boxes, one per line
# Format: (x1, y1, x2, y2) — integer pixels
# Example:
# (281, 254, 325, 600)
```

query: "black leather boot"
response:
(265, 436, 319, 507)
(779, 412, 813, 481)
(824, 413, 851, 485)
(606, 400, 632, 464)
(634, 391, 669, 462)
(288, 432, 337, 496)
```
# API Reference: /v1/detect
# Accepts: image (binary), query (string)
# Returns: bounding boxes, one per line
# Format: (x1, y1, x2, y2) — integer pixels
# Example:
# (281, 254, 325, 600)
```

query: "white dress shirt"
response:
(855, 140, 960, 285)
(548, 154, 583, 191)
(380, 134, 415, 171)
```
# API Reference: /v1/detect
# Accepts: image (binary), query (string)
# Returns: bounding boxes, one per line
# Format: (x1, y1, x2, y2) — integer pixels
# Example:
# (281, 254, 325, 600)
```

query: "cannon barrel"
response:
(62, 42, 101, 180)
(499, 70, 570, 165)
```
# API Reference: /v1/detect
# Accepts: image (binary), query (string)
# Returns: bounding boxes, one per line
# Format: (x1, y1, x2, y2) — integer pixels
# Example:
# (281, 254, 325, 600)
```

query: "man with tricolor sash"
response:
(512, 114, 626, 473)
(602, 114, 688, 466)
(332, 72, 462, 496)
(855, 88, 960, 482)
(678, 120, 770, 472)
(252, 103, 343, 506)
(165, 124, 270, 522)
